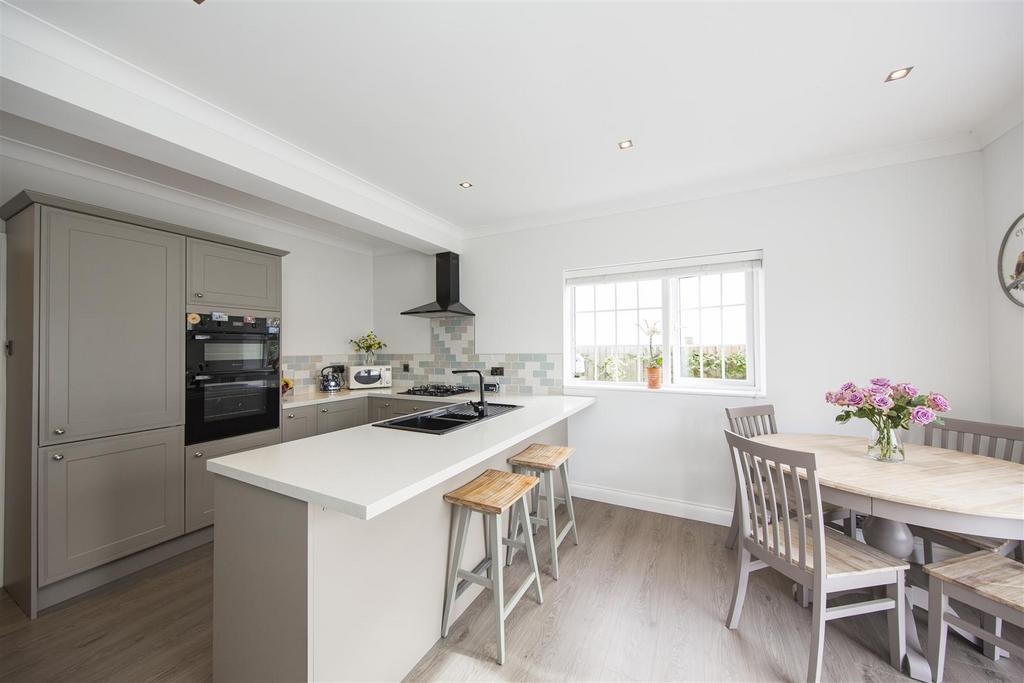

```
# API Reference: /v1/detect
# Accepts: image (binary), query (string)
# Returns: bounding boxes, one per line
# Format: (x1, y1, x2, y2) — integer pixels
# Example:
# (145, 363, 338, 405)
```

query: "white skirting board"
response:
(570, 481, 732, 527)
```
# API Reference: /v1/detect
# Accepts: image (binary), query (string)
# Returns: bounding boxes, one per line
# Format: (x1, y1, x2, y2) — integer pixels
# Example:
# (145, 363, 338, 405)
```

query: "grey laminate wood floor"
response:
(0, 499, 1020, 682)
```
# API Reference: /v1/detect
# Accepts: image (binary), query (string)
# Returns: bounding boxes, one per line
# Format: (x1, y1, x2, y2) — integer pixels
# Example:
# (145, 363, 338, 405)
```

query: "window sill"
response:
(564, 381, 765, 399)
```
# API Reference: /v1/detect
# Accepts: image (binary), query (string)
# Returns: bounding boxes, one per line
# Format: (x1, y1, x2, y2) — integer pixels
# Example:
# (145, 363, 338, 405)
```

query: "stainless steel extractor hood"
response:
(400, 252, 475, 318)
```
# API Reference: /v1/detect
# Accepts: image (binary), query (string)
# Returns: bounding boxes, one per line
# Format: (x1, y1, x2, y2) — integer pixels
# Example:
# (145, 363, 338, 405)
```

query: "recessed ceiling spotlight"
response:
(458, 181, 473, 188)
(617, 139, 634, 150)
(885, 66, 913, 82)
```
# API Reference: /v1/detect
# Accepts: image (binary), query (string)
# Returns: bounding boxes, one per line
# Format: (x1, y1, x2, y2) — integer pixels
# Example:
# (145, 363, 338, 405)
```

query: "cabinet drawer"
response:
(282, 405, 316, 442)
(39, 427, 185, 585)
(187, 238, 281, 311)
(187, 429, 281, 532)
(393, 401, 435, 415)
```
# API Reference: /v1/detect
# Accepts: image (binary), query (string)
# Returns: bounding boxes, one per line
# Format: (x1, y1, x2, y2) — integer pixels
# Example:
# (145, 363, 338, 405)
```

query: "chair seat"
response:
(921, 528, 1015, 553)
(443, 469, 539, 513)
(925, 550, 1024, 612)
(508, 443, 575, 471)
(753, 523, 909, 577)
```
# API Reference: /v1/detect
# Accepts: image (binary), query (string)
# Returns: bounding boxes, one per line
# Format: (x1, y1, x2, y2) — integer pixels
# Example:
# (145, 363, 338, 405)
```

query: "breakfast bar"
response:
(206, 394, 595, 682)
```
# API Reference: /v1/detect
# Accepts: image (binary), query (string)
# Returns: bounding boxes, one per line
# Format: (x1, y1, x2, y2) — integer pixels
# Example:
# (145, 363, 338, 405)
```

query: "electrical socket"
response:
(402, 363, 410, 373)
(490, 366, 504, 376)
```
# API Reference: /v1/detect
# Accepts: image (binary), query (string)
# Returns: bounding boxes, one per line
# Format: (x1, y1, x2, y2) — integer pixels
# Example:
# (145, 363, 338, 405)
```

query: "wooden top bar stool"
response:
(506, 444, 579, 580)
(441, 469, 544, 665)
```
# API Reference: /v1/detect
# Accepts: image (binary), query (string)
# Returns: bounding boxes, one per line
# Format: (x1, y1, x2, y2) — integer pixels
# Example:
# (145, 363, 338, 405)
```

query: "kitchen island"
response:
(207, 393, 595, 682)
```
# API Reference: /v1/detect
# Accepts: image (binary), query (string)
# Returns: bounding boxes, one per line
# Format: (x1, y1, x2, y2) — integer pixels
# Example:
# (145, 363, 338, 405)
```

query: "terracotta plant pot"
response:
(646, 366, 662, 390)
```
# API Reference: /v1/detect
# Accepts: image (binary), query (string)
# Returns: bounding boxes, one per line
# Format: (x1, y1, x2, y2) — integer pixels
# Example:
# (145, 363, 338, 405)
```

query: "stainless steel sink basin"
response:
(373, 401, 522, 434)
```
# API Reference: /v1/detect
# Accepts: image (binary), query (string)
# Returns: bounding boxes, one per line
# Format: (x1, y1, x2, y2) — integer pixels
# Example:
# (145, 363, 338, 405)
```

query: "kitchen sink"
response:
(373, 401, 522, 434)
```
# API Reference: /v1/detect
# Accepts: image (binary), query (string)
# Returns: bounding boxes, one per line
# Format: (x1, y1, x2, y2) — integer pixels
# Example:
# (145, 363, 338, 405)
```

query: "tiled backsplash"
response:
(282, 318, 562, 395)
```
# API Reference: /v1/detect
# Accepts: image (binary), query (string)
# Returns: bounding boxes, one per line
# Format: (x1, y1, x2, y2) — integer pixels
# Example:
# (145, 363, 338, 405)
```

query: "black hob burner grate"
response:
(401, 384, 475, 397)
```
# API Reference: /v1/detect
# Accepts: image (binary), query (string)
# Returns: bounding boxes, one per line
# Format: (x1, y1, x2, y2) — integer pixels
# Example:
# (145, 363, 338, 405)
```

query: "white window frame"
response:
(563, 250, 766, 397)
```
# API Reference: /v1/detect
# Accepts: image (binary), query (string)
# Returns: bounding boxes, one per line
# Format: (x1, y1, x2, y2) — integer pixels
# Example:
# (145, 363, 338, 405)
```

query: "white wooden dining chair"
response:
(724, 405, 852, 552)
(925, 551, 1024, 683)
(913, 417, 1024, 660)
(723, 430, 908, 683)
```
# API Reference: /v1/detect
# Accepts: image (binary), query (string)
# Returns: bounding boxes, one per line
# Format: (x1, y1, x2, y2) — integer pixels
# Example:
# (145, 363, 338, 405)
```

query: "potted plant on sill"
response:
(349, 330, 388, 365)
(640, 320, 663, 390)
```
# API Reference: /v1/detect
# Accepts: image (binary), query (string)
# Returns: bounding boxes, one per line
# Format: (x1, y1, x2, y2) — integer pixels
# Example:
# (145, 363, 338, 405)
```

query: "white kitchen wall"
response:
(455, 152, 992, 523)
(371, 250, 433, 354)
(982, 123, 1024, 426)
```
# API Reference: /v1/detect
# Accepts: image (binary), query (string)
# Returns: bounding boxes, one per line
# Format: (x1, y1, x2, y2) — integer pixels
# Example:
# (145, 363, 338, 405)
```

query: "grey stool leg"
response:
(519, 496, 543, 605)
(441, 506, 471, 638)
(482, 512, 493, 580)
(544, 470, 559, 580)
(558, 461, 579, 545)
(487, 512, 506, 665)
(505, 497, 521, 567)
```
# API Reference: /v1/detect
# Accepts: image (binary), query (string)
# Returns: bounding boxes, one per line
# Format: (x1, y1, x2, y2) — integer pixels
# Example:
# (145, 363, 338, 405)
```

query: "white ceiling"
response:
(8, 0, 1024, 234)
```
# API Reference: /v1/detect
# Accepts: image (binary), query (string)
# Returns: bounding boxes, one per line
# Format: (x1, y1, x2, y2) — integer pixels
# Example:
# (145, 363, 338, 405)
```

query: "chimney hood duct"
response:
(400, 252, 475, 318)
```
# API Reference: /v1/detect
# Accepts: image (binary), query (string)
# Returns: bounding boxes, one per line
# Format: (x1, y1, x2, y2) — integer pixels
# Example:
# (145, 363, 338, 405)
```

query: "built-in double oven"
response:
(185, 313, 281, 445)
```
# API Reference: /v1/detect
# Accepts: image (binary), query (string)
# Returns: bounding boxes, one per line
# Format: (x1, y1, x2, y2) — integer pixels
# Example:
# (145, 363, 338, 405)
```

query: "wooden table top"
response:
(753, 434, 1024, 522)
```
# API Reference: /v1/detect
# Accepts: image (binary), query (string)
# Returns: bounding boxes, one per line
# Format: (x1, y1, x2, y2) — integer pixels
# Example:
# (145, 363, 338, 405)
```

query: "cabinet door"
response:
(368, 398, 394, 422)
(187, 429, 281, 532)
(282, 405, 316, 442)
(40, 207, 185, 446)
(315, 399, 365, 434)
(39, 427, 185, 585)
(188, 238, 281, 311)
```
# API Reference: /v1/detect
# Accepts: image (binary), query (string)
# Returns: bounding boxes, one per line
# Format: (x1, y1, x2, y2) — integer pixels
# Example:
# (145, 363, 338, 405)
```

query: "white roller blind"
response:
(565, 250, 762, 286)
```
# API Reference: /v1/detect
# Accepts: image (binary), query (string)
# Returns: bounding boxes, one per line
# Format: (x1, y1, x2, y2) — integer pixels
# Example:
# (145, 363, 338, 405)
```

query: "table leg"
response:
(862, 516, 931, 682)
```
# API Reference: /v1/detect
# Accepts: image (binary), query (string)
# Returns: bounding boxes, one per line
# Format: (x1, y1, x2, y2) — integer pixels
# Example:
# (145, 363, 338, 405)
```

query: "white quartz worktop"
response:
(208, 394, 595, 519)
(282, 387, 464, 408)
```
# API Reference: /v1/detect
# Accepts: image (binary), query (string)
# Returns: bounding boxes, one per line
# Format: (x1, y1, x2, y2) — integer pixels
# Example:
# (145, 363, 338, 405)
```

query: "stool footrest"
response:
(455, 558, 493, 597)
(502, 537, 527, 551)
(503, 574, 539, 620)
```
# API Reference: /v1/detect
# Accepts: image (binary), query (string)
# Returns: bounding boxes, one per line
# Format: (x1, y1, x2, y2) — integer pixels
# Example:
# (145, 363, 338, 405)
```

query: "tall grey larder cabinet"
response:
(1, 191, 286, 618)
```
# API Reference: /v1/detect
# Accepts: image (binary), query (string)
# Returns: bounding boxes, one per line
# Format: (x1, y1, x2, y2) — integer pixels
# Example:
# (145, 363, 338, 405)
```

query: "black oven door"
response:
(187, 331, 279, 374)
(186, 371, 280, 444)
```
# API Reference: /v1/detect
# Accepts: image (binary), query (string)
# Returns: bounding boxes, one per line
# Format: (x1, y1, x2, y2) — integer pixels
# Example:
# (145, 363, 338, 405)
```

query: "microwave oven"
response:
(348, 365, 392, 389)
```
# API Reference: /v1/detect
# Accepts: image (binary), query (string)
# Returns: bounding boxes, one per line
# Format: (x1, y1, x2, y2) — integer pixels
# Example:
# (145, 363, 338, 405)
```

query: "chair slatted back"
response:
(724, 430, 825, 577)
(924, 418, 1024, 464)
(726, 404, 778, 438)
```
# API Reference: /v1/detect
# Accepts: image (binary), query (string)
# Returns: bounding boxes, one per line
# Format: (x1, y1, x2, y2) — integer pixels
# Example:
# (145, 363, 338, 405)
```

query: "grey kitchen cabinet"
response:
(368, 397, 435, 422)
(2, 192, 290, 618)
(39, 207, 185, 446)
(38, 427, 185, 586)
(282, 405, 316, 442)
(188, 238, 281, 311)
(187, 428, 281, 533)
(316, 399, 367, 434)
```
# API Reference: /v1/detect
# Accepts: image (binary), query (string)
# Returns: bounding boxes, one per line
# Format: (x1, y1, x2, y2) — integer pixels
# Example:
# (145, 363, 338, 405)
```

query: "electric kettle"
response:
(319, 365, 346, 392)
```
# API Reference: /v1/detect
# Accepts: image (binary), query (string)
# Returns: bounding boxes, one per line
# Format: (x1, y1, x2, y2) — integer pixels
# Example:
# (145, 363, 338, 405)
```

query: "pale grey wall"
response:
(452, 152, 992, 521)
(982, 123, 1024, 425)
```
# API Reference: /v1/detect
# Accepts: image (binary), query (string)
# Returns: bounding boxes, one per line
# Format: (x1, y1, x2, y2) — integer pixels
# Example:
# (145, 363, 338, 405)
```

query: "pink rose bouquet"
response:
(827, 377, 949, 429)
(827, 378, 950, 461)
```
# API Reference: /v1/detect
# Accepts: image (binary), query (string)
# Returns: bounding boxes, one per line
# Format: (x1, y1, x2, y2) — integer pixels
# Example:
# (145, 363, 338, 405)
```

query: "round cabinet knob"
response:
(52, 453, 64, 461)
(195, 292, 204, 298)
(193, 451, 204, 458)
(287, 413, 295, 419)
(54, 428, 66, 435)
(321, 408, 328, 413)
(384, 402, 390, 407)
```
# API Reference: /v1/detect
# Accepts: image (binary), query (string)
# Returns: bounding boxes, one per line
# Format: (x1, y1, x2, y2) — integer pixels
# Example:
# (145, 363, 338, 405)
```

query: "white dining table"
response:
(753, 433, 1024, 681)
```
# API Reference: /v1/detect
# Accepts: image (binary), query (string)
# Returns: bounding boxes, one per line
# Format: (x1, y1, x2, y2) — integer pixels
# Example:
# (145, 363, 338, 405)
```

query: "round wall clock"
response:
(998, 213, 1024, 307)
